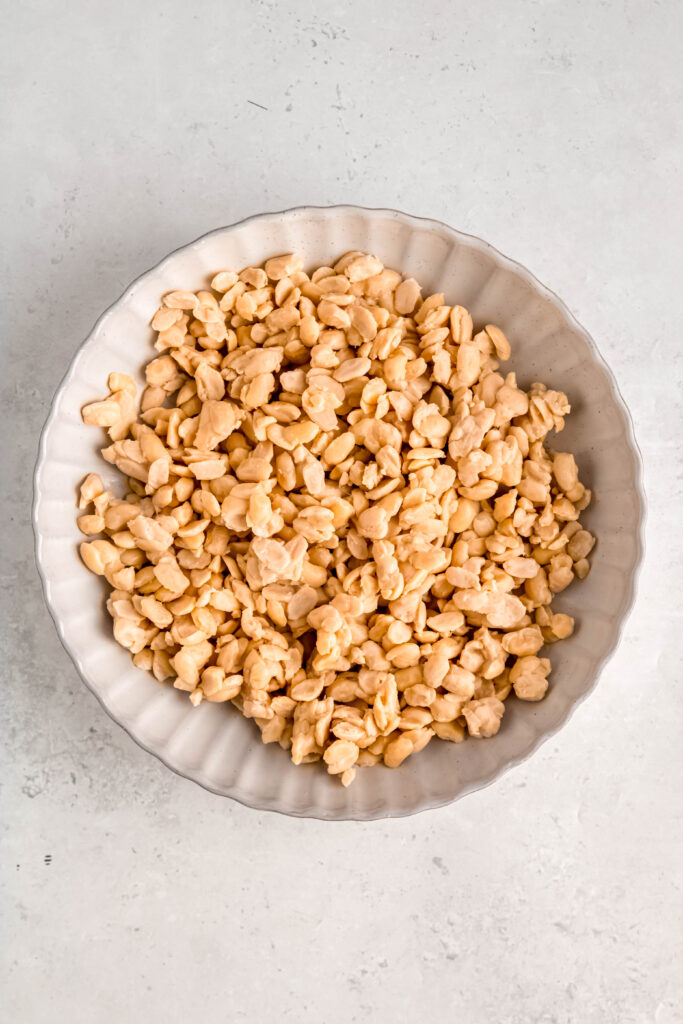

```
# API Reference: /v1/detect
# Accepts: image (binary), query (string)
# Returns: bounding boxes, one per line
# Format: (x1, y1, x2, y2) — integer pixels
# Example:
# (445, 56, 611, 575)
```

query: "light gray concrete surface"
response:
(2, 1, 682, 1021)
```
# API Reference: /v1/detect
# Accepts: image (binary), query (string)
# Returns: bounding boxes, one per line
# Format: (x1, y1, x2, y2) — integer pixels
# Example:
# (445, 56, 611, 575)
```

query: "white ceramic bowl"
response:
(33, 206, 645, 819)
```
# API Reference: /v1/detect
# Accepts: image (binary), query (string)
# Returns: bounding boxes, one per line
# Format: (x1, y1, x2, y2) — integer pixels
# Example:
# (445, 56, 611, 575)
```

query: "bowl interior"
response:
(34, 207, 643, 818)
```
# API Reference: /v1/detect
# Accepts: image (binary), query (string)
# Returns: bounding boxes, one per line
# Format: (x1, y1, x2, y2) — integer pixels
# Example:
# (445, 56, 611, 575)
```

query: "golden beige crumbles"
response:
(77, 251, 595, 785)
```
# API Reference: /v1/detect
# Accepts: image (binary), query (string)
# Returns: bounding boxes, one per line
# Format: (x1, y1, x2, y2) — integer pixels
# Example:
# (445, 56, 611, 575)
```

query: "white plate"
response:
(33, 206, 645, 819)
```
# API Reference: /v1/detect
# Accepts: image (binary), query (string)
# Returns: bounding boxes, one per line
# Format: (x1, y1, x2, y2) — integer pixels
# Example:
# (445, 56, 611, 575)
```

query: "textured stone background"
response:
(2, 2, 682, 1021)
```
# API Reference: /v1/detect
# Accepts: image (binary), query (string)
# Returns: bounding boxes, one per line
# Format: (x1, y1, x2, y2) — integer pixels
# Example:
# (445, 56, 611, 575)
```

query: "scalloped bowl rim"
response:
(32, 205, 646, 820)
